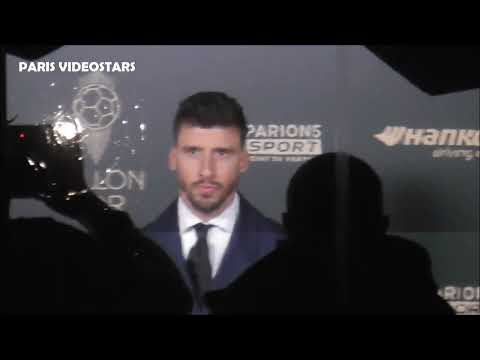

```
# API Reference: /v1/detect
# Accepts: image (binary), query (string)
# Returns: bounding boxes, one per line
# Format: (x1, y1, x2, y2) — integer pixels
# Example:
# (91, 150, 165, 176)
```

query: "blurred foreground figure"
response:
(206, 152, 454, 315)
(2, 126, 192, 315)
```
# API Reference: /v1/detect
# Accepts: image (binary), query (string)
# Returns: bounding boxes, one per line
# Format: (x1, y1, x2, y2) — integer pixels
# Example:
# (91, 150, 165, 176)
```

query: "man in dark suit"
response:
(143, 92, 285, 314)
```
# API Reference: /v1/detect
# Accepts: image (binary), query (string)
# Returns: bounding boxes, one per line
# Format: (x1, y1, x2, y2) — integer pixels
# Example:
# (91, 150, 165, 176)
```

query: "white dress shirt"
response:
(178, 193, 240, 278)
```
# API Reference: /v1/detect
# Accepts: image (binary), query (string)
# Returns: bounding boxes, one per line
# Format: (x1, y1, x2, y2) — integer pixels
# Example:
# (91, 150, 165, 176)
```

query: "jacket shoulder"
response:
(142, 199, 178, 233)
(240, 196, 284, 230)
(384, 235, 431, 263)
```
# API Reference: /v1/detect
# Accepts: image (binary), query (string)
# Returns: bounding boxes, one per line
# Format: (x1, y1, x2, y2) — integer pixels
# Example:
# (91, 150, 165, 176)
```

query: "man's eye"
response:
(188, 149, 198, 155)
(217, 150, 229, 156)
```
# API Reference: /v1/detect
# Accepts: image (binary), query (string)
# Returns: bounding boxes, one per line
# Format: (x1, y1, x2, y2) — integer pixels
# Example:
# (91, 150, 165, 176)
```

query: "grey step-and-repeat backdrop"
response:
(7, 46, 479, 314)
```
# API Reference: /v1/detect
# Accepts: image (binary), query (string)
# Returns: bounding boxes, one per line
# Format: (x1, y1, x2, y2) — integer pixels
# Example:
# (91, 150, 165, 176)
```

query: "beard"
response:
(180, 179, 237, 216)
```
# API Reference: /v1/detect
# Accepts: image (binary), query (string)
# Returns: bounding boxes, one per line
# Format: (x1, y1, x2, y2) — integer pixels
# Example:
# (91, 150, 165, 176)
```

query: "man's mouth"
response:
(196, 183, 220, 195)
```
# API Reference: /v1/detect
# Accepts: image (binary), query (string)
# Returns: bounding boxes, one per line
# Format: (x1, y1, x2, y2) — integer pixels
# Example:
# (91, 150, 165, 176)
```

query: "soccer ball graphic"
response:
(72, 84, 121, 130)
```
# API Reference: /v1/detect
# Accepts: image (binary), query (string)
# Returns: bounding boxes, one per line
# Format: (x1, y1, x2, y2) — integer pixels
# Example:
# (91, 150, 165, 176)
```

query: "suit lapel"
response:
(212, 196, 259, 290)
(145, 196, 272, 292)
(144, 200, 193, 290)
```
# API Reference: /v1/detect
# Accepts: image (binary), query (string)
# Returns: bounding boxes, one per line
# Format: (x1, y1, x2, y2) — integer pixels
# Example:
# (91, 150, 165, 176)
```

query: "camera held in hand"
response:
(6, 116, 88, 200)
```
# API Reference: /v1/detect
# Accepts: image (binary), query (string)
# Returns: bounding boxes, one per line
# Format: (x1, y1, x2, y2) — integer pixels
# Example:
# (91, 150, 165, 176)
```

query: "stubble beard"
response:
(180, 179, 237, 217)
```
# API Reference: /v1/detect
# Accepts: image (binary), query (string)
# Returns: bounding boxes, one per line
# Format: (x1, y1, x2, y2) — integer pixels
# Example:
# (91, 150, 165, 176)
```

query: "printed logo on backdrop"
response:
(374, 126, 480, 161)
(247, 124, 323, 163)
(72, 73, 121, 163)
(438, 286, 480, 315)
(72, 72, 147, 210)
(45, 72, 147, 211)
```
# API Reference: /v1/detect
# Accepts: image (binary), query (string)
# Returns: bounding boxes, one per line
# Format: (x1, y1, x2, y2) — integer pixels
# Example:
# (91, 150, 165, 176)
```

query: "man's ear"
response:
(168, 147, 177, 171)
(239, 149, 250, 173)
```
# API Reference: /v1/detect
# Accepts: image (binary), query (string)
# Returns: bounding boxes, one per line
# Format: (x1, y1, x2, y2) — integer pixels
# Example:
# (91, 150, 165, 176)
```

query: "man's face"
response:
(169, 125, 249, 218)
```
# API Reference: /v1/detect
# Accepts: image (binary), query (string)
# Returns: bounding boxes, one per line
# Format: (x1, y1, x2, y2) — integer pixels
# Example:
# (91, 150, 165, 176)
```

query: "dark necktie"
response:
(187, 223, 213, 309)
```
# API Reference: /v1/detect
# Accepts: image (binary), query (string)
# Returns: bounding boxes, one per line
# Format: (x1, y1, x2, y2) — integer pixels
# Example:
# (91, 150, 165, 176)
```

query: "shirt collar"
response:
(178, 193, 239, 234)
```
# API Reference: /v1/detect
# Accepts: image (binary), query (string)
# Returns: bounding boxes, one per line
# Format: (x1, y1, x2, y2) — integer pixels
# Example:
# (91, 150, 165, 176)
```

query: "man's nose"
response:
(199, 153, 215, 179)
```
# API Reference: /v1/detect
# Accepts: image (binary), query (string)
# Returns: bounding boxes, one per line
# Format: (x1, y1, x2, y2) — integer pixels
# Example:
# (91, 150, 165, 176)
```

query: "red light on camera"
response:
(19, 132, 26, 140)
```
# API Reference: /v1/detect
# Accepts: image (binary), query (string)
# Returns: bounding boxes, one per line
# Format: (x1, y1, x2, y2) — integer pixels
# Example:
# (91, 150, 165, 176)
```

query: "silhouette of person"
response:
(206, 152, 455, 315)
(2, 124, 192, 315)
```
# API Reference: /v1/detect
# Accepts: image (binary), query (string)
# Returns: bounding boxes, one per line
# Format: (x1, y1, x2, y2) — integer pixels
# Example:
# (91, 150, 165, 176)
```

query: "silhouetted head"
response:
(283, 152, 389, 246)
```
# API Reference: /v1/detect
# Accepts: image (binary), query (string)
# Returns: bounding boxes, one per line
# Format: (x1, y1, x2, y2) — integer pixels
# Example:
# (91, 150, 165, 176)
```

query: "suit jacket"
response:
(143, 194, 285, 311)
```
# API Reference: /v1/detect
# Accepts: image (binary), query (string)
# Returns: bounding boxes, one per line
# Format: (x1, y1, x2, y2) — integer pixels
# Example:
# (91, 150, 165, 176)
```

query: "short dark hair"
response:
(173, 91, 248, 146)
